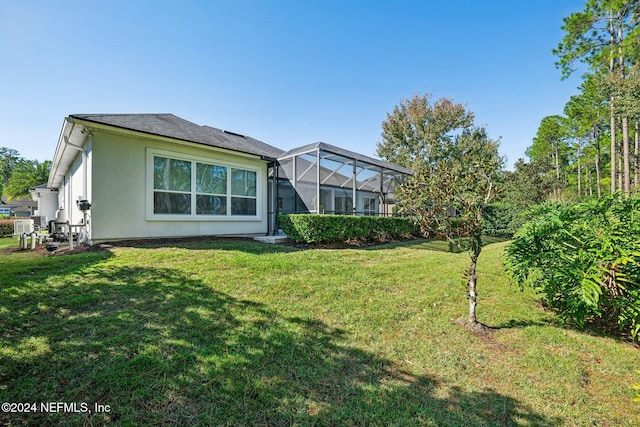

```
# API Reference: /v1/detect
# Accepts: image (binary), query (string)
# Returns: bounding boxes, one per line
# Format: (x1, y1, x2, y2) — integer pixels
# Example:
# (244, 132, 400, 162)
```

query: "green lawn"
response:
(0, 237, 637, 426)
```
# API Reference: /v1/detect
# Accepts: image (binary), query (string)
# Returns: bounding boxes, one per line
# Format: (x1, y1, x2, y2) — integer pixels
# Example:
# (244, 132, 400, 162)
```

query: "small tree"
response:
(376, 93, 474, 169)
(397, 127, 503, 329)
(4, 160, 51, 200)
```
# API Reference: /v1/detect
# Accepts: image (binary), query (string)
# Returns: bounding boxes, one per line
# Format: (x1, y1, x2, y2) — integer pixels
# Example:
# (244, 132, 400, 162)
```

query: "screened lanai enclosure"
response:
(268, 142, 411, 230)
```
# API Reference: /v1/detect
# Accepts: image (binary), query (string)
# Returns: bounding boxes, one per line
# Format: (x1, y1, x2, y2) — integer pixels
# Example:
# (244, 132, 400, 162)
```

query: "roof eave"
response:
(48, 117, 88, 188)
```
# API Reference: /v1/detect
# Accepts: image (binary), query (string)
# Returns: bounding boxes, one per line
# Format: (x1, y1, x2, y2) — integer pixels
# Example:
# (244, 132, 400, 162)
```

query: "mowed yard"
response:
(0, 237, 637, 426)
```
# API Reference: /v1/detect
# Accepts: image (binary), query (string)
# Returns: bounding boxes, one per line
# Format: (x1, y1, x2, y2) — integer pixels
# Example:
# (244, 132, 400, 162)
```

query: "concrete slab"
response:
(253, 233, 290, 244)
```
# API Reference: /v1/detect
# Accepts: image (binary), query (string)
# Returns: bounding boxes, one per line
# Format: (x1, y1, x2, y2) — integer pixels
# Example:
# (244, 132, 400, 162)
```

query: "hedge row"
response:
(0, 219, 16, 237)
(279, 214, 419, 243)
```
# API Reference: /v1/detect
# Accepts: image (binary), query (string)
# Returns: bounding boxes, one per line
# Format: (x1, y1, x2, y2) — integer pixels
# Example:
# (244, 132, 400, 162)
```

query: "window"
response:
(335, 192, 353, 215)
(230, 168, 257, 215)
(153, 157, 192, 214)
(149, 151, 260, 219)
(196, 163, 227, 215)
(363, 196, 377, 216)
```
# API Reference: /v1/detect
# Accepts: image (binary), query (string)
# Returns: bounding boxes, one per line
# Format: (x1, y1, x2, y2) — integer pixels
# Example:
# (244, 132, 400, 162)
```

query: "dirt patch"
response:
(5, 244, 51, 257)
(450, 318, 516, 353)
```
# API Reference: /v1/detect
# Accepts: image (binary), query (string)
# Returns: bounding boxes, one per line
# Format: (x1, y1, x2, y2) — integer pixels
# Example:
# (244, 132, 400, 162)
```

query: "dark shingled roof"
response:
(70, 113, 284, 159)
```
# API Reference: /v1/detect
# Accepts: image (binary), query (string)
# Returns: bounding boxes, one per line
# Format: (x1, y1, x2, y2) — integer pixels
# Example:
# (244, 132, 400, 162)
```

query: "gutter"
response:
(47, 116, 90, 190)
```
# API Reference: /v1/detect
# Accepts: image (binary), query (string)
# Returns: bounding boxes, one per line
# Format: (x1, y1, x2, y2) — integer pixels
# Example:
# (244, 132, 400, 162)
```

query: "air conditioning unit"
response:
(13, 219, 34, 236)
(32, 216, 47, 230)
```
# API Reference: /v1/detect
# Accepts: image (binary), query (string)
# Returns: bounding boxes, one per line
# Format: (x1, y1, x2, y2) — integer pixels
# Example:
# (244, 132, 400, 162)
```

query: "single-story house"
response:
(40, 114, 410, 244)
(0, 197, 37, 217)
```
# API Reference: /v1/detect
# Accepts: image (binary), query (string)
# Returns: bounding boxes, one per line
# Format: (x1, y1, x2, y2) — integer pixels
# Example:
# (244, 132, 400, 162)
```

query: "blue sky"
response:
(0, 0, 585, 169)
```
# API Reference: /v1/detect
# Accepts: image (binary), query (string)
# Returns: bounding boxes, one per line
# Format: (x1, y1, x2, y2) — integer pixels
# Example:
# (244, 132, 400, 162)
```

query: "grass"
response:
(0, 236, 18, 249)
(0, 237, 637, 426)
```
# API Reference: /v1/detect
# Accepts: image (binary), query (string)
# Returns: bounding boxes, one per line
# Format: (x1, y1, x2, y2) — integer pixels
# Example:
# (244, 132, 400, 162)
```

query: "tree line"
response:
(518, 0, 640, 202)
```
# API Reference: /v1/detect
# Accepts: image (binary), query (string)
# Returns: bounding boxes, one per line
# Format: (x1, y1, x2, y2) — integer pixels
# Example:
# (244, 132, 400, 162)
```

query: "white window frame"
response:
(334, 193, 353, 215)
(146, 148, 261, 221)
(363, 196, 377, 216)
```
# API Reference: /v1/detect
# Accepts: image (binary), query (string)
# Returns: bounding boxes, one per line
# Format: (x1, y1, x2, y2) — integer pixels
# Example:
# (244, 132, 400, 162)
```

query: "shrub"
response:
(504, 195, 640, 339)
(279, 214, 418, 243)
(0, 219, 16, 237)
(482, 202, 527, 238)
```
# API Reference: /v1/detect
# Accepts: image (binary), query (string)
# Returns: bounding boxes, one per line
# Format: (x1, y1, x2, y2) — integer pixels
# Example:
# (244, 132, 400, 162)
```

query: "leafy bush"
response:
(0, 219, 16, 236)
(279, 214, 418, 243)
(482, 203, 527, 238)
(504, 195, 640, 339)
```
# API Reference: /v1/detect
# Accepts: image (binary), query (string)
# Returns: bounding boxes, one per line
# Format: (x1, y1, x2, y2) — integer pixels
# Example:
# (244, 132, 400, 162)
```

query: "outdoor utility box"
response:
(32, 216, 47, 231)
(76, 199, 91, 211)
(13, 219, 34, 236)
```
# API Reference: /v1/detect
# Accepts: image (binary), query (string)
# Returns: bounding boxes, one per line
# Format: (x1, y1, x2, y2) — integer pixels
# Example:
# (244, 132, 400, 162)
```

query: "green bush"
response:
(0, 219, 15, 236)
(482, 202, 527, 238)
(279, 214, 419, 243)
(504, 195, 640, 339)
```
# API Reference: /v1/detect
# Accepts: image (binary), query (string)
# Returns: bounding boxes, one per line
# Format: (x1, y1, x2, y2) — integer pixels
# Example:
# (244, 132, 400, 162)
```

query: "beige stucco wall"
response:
(89, 130, 269, 243)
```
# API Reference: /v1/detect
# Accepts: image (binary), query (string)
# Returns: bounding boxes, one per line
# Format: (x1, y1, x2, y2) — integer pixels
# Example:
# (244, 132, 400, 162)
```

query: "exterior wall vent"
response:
(223, 130, 246, 138)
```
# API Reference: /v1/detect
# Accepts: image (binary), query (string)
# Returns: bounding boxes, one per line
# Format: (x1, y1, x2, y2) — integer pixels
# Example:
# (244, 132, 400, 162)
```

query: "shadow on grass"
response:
(362, 236, 510, 253)
(101, 236, 302, 255)
(82, 235, 509, 257)
(1, 251, 560, 426)
(491, 318, 562, 330)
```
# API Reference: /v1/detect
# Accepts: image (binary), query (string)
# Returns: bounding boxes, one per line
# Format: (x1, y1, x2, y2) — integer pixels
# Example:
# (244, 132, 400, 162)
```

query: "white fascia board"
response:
(48, 117, 88, 189)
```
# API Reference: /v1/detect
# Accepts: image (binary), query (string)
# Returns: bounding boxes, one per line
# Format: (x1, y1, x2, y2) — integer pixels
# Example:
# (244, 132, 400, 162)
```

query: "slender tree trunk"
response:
(611, 110, 617, 194)
(635, 121, 638, 191)
(610, 13, 617, 195)
(618, 137, 624, 191)
(623, 119, 630, 195)
(577, 141, 582, 197)
(468, 253, 478, 325)
(467, 234, 482, 326)
(618, 15, 630, 196)
(554, 142, 560, 198)
(594, 127, 602, 198)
